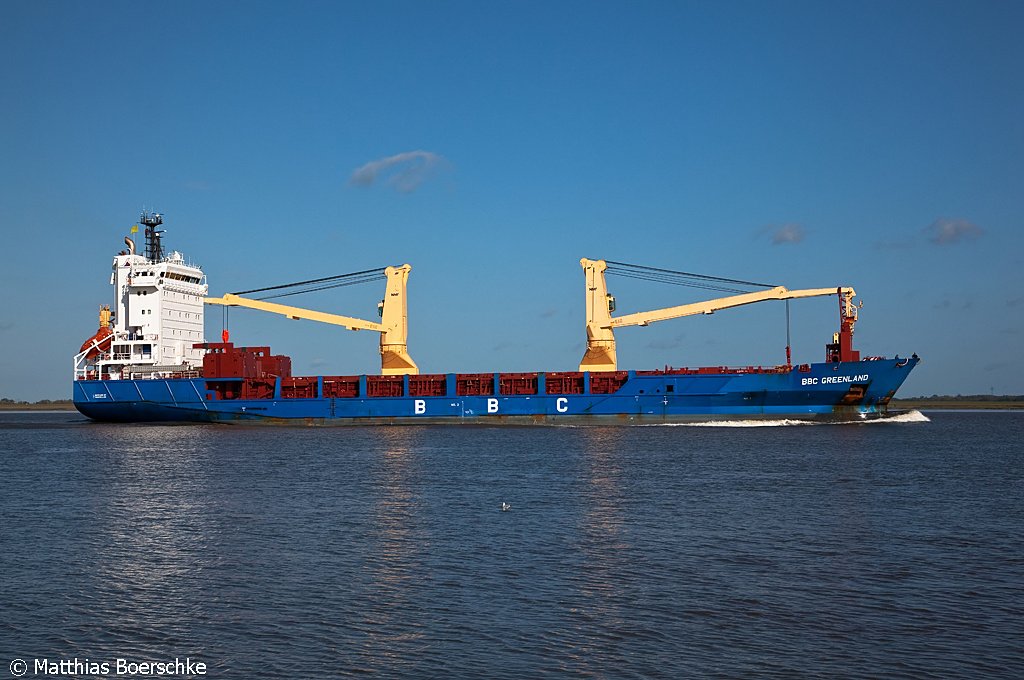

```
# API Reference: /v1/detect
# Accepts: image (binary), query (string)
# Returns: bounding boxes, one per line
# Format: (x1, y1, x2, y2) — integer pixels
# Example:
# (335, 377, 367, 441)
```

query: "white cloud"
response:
(768, 223, 805, 245)
(349, 150, 447, 193)
(924, 218, 983, 245)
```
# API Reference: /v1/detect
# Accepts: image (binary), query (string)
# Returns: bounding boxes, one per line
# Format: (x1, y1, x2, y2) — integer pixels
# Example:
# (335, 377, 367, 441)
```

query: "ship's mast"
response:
(141, 210, 165, 262)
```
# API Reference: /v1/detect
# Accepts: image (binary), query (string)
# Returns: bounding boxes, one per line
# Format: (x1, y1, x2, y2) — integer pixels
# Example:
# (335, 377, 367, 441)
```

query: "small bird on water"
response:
(501, 502, 511, 512)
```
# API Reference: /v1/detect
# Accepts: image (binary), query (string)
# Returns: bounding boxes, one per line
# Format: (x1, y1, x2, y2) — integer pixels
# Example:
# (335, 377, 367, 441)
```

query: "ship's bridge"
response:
(74, 215, 210, 381)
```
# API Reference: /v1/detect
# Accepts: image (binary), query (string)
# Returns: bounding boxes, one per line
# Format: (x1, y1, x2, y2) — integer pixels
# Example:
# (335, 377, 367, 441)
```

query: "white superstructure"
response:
(74, 212, 208, 380)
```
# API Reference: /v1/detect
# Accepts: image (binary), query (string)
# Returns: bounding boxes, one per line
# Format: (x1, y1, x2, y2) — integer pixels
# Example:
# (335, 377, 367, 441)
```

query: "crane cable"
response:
(603, 260, 776, 295)
(230, 267, 388, 301)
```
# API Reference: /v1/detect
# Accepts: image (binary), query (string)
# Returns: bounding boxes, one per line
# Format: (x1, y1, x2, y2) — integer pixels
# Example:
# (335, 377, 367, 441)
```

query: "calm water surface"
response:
(1, 411, 1022, 678)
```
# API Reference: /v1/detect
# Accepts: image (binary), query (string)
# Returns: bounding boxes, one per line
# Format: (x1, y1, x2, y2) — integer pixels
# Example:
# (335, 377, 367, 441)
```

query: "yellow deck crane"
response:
(579, 258, 859, 372)
(205, 264, 418, 376)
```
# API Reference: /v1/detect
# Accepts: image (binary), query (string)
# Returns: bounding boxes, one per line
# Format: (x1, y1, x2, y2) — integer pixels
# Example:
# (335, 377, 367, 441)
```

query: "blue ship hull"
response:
(73, 358, 918, 425)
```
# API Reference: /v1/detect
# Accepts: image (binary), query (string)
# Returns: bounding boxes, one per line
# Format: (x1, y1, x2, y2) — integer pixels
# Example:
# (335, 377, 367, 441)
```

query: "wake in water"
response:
(874, 409, 931, 423)
(653, 410, 931, 428)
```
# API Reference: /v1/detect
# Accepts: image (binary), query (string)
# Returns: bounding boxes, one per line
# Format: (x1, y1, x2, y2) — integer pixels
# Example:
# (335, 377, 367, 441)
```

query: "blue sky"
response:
(2, 0, 1022, 400)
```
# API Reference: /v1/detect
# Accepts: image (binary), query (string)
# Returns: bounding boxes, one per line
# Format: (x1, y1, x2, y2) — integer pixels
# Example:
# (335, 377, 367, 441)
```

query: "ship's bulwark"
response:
(73, 357, 919, 425)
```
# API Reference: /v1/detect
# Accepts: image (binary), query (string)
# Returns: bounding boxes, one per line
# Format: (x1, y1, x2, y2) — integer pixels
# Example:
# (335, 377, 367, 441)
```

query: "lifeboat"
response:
(79, 326, 113, 359)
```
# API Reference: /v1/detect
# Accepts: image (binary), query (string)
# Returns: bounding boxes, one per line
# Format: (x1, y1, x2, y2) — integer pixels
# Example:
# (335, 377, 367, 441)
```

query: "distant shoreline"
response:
(2, 399, 1022, 412)
(0, 402, 77, 411)
(890, 399, 1024, 410)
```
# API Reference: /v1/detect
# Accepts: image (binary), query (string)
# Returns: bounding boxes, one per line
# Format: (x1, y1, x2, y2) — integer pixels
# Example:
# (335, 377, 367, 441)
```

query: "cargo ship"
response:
(73, 213, 919, 424)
